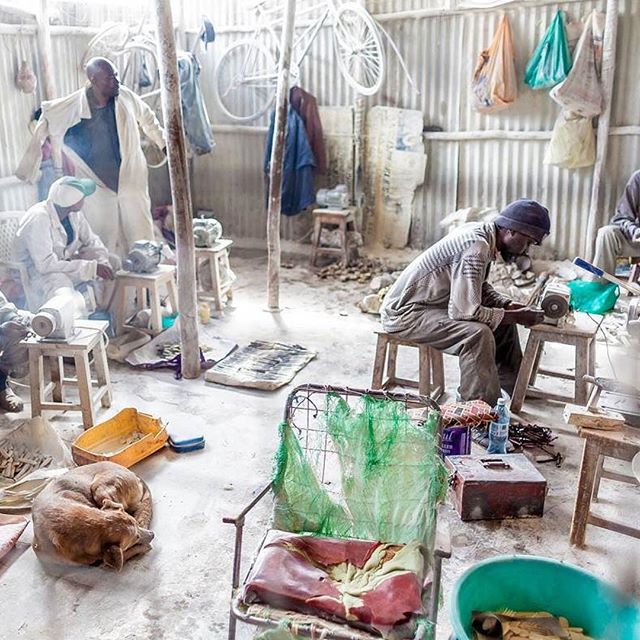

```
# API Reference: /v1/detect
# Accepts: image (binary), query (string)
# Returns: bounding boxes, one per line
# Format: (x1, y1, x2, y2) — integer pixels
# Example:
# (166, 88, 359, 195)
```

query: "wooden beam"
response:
(153, 0, 201, 379)
(36, 0, 56, 100)
(585, 0, 619, 261)
(266, 0, 296, 311)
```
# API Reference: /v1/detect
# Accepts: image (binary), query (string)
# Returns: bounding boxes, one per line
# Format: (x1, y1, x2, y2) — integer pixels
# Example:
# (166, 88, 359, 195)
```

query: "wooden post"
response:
(36, 0, 56, 99)
(585, 0, 619, 261)
(153, 0, 201, 379)
(266, 0, 296, 311)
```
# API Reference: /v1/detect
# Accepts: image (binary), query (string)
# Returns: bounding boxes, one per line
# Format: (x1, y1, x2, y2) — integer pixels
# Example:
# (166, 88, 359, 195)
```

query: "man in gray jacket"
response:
(380, 199, 550, 406)
(593, 170, 640, 275)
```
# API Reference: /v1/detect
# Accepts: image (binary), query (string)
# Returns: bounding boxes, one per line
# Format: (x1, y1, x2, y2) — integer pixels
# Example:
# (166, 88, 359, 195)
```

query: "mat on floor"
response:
(204, 341, 316, 391)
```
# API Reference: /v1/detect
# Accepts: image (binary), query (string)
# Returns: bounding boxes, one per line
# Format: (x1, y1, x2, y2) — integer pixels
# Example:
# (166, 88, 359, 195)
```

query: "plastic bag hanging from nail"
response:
(471, 15, 518, 113)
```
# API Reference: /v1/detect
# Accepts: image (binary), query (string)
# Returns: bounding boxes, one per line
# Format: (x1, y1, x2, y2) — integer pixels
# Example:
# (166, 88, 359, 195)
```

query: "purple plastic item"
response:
(442, 425, 472, 458)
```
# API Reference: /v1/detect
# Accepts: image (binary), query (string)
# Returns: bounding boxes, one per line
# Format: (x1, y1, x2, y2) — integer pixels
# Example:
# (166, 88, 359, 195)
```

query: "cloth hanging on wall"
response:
(290, 86, 327, 174)
(264, 107, 316, 216)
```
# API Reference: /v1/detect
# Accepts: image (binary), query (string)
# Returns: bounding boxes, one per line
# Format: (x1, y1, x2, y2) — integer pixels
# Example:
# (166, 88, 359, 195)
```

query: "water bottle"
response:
(487, 398, 510, 454)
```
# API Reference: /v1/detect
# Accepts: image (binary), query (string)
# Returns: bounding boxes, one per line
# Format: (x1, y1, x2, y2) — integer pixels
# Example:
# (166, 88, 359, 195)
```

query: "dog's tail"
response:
(134, 479, 153, 528)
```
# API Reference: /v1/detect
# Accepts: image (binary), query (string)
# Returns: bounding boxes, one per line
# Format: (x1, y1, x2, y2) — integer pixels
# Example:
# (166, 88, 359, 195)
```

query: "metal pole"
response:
(266, 0, 296, 311)
(585, 0, 619, 260)
(153, 0, 201, 379)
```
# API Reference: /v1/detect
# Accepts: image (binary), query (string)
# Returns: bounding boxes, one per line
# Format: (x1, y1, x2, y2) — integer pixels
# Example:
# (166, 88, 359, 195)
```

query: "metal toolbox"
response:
(445, 453, 547, 521)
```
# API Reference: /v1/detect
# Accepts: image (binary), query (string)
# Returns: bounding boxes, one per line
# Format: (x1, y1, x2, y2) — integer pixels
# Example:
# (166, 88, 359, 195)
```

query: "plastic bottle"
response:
(487, 398, 510, 454)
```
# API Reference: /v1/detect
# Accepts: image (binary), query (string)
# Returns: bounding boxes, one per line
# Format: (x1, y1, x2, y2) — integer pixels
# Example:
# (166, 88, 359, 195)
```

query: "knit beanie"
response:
(494, 199, 550, 244)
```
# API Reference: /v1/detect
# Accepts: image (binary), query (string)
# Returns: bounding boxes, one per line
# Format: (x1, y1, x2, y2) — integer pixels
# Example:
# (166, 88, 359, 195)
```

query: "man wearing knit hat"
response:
(380, 199, 550, 406)
(14, 176, 118, 313)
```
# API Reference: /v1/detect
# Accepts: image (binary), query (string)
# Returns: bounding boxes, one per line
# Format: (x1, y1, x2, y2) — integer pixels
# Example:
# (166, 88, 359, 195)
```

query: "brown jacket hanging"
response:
(290, 86, 327, 174)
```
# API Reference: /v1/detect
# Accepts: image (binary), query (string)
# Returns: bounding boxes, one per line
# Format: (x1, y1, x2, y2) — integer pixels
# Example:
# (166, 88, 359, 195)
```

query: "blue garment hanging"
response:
(264, 106, 316, 216)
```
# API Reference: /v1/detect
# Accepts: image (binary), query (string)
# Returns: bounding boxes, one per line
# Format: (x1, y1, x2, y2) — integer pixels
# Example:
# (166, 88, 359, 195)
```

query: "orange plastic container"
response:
(72, 408, 168, 468)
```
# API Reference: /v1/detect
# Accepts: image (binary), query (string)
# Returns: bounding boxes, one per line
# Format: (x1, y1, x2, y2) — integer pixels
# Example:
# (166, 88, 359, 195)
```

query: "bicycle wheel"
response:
(81, 22, 130, 68)
(119, 41, 160, 101)
(215, 40, 277, 123)
(332, 2, 385, 96)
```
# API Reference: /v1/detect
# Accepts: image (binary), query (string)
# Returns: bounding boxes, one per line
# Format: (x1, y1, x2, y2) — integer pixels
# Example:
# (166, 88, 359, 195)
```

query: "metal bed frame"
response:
(223, 384, 451, 640)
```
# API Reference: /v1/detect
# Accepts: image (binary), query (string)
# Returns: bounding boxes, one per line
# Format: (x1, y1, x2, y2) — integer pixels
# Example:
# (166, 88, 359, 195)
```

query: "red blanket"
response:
(243, 530, 424, 636)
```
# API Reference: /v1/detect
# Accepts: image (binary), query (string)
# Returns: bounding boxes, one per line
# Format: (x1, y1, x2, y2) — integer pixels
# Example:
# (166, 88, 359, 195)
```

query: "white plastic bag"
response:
(544, 111, 595, 169)
(550, 10, 605, 118)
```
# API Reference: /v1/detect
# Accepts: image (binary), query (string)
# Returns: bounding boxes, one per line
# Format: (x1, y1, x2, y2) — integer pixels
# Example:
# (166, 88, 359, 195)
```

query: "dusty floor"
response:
(1, 250, 639, 640)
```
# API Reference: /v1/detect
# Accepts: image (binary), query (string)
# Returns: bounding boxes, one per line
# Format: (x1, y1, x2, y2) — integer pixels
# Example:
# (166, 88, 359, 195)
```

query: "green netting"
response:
(272, 394, 448, 546)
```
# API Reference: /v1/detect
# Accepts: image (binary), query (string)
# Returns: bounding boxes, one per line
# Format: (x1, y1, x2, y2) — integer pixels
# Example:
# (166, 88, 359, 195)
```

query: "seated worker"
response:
(593, 170, 640, 276)
(0, 293, 32, 412)
(14, 176, 117, 313)
(380, 199, 549, 406)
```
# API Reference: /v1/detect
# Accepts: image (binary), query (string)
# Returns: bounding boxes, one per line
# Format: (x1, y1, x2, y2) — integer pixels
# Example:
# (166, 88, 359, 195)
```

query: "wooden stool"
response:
(371, 331, 445, 401)
(310, 208, 354, 267)
(570, 424, 640, 546)
(195, 239, 234, 312)
(113, 265, 178, 336)
(510, 313, 603, 413)
(629, 258, 640, 290)
(23, 320, 112, 429)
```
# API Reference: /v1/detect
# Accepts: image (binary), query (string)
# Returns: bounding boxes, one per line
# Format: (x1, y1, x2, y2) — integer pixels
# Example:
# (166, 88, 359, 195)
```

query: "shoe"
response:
(0, 387, 23, 412)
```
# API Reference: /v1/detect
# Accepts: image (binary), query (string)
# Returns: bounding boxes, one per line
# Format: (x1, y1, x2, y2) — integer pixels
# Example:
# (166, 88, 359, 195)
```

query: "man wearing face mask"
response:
(380, 199, 550, 406)
(17, 57, 165, 256)
(14, 176, 117, 314)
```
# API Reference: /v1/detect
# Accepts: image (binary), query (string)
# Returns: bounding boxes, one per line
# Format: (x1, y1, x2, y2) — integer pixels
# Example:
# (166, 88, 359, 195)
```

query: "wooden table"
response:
(23, 320, 112, 429)
(511, 313, 603, 413)
(113, 265, 178, 336)
(570, 424, 640, 546)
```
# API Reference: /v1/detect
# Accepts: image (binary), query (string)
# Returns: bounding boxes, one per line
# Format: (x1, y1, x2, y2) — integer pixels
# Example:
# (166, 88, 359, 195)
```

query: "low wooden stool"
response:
(510, 313, 603, 413)
(113, 265, 178, 336)
(23, 320, 112, 429)
(195, 239, 234, 312)
(629, 258, 640, 291)
(310, 208, 354, 267)
(371, 331, 445, 401)
(570, 424, 640, 546)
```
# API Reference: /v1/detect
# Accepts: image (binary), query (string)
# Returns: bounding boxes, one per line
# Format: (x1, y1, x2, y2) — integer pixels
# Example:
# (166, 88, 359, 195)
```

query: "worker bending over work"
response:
(380, 199, 550, 406)
(14, 177, 117, 313)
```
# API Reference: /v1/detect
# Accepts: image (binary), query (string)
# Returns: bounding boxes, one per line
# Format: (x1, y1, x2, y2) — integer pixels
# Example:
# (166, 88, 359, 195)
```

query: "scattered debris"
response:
(0, 442, 52, 481)
(316, 257, 387, 282)
(509, 423, 564, 467)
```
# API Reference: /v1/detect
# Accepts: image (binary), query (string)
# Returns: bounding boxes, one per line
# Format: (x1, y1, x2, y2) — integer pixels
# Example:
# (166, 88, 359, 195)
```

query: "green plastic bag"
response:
(567, 280, 619, 314)
(524, 11, 572, 89)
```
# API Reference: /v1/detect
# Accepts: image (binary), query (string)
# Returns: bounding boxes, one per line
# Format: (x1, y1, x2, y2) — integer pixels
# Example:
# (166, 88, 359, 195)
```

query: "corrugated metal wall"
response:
(0, 1, 638, 258)
(183, 0, 640, 257)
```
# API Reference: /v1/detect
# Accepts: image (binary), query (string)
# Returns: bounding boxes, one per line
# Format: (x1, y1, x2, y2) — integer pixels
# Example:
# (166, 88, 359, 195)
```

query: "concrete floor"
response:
(1, 250, 639, 640)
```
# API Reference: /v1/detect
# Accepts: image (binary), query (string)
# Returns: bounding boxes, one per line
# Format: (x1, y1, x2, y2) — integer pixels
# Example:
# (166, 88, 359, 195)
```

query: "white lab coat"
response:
(16, 86, 165, 256)
(14, 199, 112, 311)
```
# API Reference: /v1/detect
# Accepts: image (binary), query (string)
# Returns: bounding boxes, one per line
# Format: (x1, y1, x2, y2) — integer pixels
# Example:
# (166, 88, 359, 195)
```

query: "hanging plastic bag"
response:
(550, 10, 605, 117)
(524, 11, 572, 89)
(471, 15, 518, 113)
(544, 110, 595, 168)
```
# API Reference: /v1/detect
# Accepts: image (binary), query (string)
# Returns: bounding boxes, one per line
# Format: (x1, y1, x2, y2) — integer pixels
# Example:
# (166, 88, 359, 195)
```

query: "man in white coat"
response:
(14, 176, 116, 313)
(16, 57, 165, 256)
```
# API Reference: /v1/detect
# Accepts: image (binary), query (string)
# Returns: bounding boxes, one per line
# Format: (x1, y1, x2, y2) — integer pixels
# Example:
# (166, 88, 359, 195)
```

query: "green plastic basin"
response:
(450, 555, 640, 640)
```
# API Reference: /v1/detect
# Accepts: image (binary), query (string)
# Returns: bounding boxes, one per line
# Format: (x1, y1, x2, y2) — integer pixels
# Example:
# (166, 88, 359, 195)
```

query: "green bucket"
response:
(450, 555, 640, 639)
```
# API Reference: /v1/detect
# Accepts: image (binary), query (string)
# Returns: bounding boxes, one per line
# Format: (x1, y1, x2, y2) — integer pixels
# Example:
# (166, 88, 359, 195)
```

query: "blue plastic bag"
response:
(525, 11, 572, 90)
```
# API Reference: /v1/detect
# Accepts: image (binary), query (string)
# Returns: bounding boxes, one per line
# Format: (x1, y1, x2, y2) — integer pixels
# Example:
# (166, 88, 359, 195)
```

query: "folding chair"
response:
(224, 384, 451, 640)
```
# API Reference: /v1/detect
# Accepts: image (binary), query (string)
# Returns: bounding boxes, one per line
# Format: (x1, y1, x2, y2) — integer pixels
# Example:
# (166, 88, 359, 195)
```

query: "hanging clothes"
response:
(177, 52, 215, 155)
(290, 86, 326, 174)
(264, 106, 316, 216)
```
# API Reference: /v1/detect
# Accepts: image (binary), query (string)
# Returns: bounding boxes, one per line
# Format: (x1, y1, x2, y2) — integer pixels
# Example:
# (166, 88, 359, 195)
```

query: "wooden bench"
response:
(570, 424, 640, 546)
(371, 331, 445, 401)
(23, 320, 112, 429)
(510, 313, 603, 413)
(113, 265, 178, 336)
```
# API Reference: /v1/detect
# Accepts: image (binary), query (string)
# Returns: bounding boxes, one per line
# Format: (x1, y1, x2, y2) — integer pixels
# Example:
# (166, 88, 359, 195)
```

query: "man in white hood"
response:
(14, 176, 116, 313)
(16, 57, 165, 256)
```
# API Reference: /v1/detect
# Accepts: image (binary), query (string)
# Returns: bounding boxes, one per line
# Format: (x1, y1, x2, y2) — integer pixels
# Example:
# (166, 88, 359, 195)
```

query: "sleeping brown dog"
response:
(32, 461, 153, 570)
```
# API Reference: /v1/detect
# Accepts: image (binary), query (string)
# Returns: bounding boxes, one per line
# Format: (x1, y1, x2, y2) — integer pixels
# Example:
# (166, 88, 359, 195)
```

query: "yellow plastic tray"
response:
(72, 408, 168, 468)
